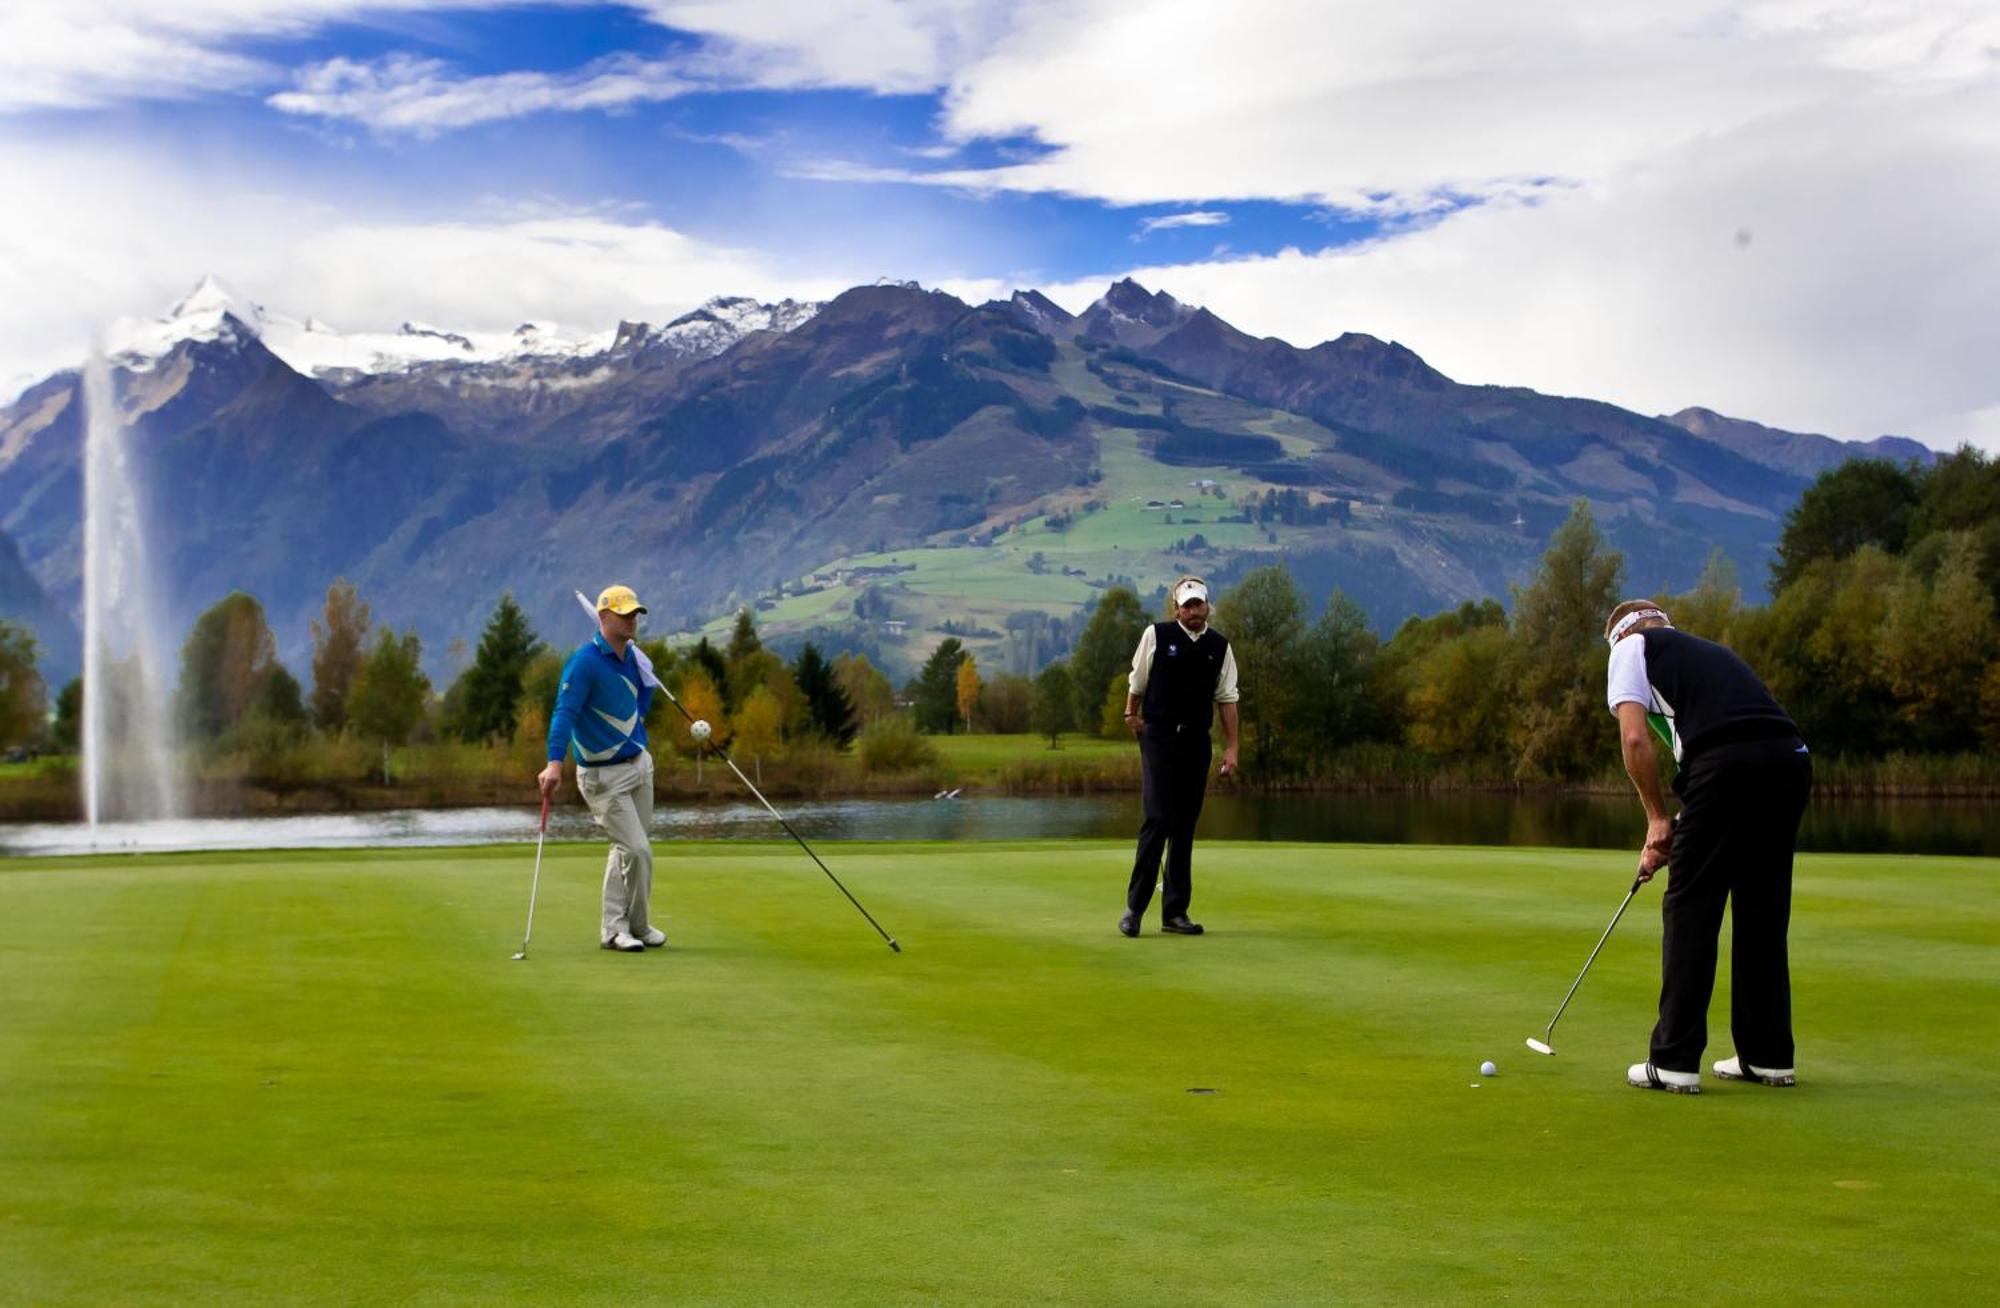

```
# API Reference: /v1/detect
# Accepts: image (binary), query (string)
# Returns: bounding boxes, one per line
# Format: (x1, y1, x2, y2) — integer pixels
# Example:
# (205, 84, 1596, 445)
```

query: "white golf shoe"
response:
(602, 931, 646, 953)
(1627, 1062, 1701, 1094)
(1714, 1056, 1795, 1086)
(636, 925, 667, 948)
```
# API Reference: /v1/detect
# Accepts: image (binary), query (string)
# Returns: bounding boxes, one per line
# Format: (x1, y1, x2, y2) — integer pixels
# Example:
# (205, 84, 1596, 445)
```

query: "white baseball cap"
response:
(1173, 579, 1209, 606)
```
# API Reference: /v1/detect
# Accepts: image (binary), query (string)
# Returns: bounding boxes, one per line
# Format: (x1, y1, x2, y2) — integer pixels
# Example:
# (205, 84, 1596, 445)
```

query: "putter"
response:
(1526, 873, 1645, 1056)
(511, 794, 552, 960)
(662, 685, 900, 953)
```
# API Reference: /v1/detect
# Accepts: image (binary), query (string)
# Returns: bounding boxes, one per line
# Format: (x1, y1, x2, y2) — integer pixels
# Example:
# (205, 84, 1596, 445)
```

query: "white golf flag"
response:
(574, 589, 661, 690)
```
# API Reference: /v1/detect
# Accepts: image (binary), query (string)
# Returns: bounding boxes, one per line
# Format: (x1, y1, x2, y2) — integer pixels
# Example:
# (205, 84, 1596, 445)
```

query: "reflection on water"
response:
(0, 792, 1993, 858)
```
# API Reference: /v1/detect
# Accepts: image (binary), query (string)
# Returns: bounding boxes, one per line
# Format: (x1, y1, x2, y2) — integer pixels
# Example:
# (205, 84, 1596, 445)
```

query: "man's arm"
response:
(1217, 701, 1240, 776)
(1616, 700, 1674, 880)
(1122, 626, 1156, 736)
(538, 653, 587, 798)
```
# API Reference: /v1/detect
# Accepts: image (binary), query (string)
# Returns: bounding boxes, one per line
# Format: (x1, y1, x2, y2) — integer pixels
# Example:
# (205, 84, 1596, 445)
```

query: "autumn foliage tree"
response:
(178, 591, 285, 740)
(0, 620, 44, 748)
(674, 664, 730, 754)
(955, 653, 981, 732)
(309, 578, 371, 731)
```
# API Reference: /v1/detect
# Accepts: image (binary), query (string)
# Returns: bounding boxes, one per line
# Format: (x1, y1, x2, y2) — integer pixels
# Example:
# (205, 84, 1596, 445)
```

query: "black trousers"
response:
(1127, 723, 1212, 920)
(1651, 737, 1813, 1072)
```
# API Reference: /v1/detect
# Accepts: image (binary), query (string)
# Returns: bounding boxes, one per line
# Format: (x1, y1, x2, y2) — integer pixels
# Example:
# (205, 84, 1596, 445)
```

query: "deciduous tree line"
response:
(5, 449, 1994, 780)
(935, 449, 2000, 778)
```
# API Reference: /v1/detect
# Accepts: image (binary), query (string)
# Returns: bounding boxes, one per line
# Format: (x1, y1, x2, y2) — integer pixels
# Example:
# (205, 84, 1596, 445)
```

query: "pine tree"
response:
(794, 642, 858, 745)
(447, 593, 543, 742)
(913, 639, 966, 733)
(727, 608, 762, 665)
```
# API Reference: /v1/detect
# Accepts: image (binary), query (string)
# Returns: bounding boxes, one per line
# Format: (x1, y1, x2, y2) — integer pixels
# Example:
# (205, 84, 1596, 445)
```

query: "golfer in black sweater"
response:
(1119, 576, 1240, 937)
(1604, 600, 1812, 1094)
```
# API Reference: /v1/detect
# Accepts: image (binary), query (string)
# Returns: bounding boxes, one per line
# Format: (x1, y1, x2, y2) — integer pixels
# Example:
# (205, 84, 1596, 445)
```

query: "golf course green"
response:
(2, 841, 1994, 1303)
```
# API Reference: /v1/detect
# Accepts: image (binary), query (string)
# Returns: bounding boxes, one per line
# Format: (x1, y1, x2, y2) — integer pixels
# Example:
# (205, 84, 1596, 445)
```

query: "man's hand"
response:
(536, 761, 563, 800)
(1124, 711, 1142, 737)
(1637, 815, 1673, 881)
(1218, 744, 1239, 778)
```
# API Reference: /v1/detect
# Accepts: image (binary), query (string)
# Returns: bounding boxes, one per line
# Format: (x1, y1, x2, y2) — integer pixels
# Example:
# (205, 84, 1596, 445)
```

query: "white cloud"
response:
(923, 0, 2000, 210)
(1028, 75, 2000, 451)
(265, 2, 1031, 134)
(268, 52, 704, 135)
(0, 1, 524, 112)
(1135, 211, 1229, 238)
(4, 1, 1994, 452)
(629, 0, 1017, 93)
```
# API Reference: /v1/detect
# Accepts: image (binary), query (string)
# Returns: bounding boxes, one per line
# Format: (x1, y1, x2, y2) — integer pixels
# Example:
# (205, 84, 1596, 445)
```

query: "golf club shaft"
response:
(660, 684, 900, 953)
(518, 796, 550, 956)
(1542, 875, 1643, 1039)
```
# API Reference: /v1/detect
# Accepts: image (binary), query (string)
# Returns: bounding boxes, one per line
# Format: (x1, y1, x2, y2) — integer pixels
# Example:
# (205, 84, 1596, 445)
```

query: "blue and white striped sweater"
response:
(546, 634, 653, 766)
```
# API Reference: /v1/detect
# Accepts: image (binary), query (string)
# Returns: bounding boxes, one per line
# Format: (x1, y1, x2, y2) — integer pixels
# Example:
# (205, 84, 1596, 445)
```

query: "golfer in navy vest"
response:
(1603, 600, 1812, 1094)
(1119, 576, 1240, 937)
(537, 584, 661, 954)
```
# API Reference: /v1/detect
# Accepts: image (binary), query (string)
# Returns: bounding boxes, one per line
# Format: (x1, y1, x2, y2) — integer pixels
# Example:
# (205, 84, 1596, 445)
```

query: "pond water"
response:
(2, 791, 1992, 857)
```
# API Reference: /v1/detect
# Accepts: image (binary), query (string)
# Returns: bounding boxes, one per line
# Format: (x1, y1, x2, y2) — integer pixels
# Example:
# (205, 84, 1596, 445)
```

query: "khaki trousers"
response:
(577, 752, 655, 941)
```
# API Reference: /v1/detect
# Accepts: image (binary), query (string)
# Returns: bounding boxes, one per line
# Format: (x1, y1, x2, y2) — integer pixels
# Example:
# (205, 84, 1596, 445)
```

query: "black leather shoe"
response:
(1117, 911, 1140, 937)
(1161, 916, 1205, 935)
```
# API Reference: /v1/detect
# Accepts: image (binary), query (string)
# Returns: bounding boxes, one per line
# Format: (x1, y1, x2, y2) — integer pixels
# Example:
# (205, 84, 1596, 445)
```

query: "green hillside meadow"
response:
(2, 842, 1994, 1303)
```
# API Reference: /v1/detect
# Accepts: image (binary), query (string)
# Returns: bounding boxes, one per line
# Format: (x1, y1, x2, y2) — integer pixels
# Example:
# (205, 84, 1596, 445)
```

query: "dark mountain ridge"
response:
(0, 276, 1935, 681)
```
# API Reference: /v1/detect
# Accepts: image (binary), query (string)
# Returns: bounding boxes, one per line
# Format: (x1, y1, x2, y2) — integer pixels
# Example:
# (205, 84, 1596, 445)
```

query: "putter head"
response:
(511, 952, 528, 961)
(1525, 1038, 1555, 1056)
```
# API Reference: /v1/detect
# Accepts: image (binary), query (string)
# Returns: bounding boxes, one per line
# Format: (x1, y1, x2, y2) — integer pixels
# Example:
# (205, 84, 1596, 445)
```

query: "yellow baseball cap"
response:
(596, 584, 647, 616)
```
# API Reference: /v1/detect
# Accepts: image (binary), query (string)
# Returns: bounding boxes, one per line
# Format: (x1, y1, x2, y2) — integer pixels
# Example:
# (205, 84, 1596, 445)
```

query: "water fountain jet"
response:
(81, 353, 182, 828)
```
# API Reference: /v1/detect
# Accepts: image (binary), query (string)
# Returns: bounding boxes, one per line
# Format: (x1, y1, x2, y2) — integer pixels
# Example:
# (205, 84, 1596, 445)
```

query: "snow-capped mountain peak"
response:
(96, 281, 824, 385)
(605, 295, 824, 362)
(103, 275, 264, 371)
(168, 273, 247, 322)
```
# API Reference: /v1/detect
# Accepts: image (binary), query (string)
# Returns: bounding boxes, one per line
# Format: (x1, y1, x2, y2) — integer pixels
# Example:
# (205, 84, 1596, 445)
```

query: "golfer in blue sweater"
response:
(537, 584, 661, 953)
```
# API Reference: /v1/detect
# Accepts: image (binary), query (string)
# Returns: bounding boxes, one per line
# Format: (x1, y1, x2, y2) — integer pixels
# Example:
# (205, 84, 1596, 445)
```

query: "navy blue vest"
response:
(1637, 627, 1798, 760)
(1141, 621, 1229, 731)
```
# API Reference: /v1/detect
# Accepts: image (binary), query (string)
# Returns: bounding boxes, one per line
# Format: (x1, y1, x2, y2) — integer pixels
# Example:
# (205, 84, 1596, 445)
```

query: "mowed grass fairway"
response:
(2, 842, 1994, 1304)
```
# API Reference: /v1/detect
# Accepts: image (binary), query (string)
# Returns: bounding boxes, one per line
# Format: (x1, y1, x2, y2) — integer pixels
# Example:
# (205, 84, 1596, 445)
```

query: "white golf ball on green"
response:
(690, 719, 712, 741)
(1480, 1060, 1497, 1078)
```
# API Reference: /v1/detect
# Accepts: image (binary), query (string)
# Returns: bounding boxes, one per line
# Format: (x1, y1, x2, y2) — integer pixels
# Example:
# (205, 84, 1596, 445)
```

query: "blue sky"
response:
(2, 1, 1995, 449)
(66, 5, 1379, 290)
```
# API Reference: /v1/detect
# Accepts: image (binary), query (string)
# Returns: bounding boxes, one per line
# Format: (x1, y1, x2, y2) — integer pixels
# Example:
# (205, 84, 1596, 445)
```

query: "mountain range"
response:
(0, 276, 1932, 685)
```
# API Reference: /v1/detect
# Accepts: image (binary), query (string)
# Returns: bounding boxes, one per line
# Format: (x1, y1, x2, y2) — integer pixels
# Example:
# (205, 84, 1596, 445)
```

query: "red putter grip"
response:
(539, 794, 551, 834)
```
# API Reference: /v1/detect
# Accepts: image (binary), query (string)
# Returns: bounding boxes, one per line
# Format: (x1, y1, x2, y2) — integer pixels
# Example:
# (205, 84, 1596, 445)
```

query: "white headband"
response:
(1606, 608, 1669, 647)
